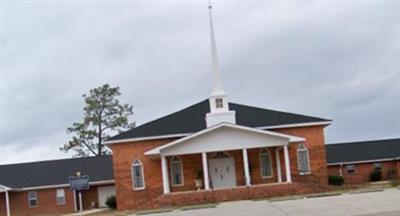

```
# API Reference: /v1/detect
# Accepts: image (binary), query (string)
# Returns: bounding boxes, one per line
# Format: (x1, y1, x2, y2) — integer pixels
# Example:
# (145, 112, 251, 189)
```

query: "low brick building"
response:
(326, 138, 400, 184)
(0, 156, 115, 216)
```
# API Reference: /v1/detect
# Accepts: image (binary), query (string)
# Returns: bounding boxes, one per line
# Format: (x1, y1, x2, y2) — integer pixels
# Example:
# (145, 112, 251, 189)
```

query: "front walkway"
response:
(132, 188, 400, 216)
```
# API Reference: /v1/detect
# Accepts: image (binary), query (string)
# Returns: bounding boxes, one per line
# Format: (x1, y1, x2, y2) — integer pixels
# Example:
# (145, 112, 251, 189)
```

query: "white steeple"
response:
(205, 2, 236, 128)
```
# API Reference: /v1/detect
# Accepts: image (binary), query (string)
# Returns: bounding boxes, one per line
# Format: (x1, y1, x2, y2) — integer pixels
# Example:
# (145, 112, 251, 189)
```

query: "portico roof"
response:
(145, 123, 305, 156)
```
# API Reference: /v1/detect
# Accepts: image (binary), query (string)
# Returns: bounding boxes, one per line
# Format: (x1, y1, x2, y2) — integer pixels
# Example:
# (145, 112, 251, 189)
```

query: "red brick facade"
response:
(327, 160, 400, 184)
(0, 185, 109, 216)
(110, 125, 329, 211)
(0, 187, 74, 216)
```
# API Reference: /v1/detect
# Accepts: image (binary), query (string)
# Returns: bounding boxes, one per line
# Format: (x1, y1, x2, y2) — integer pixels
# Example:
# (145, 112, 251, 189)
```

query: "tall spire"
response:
(208, 1, 226, 96)
(205, 1, 236, 127)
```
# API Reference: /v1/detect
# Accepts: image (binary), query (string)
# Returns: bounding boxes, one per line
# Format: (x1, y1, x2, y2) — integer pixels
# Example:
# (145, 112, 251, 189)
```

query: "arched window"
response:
(170, 156, 184, 186)
(297, 144, 311, 175)
(131, 159, 145, 190)
(259, 149, 273, 178)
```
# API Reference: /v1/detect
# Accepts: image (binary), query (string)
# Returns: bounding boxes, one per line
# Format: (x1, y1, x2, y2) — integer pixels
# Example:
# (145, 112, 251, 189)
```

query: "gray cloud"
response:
(1, 1, 399, 163)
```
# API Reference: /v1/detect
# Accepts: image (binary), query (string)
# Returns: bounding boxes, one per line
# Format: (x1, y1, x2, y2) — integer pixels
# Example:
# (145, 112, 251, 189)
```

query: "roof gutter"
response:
(7, 180, 115, 192)
(327, 157, 400, 166)
(105, 121, 331, 145)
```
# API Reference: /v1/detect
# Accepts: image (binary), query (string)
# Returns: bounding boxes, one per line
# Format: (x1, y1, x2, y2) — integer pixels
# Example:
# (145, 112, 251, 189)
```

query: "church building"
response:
(106, 5, 331, 211)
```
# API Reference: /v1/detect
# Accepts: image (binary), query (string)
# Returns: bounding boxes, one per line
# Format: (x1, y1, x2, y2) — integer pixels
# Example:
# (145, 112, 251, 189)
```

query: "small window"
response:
(131, 159, 145, 190)
(170, 156, 184, 186)
(297, 144, 311, 174)
(56, 189, 66, 205)
(28, 191, 38, 208)
(373, 163, 382, 171)
(346, 165, 355, 174)
(260, 149, 273, 178)
(215, 98, 223, 108)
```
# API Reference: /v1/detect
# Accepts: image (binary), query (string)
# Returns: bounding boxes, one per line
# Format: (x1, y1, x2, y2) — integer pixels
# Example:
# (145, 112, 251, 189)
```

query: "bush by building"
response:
(328, 175, 344, 185)
(105, 195, 117, 209)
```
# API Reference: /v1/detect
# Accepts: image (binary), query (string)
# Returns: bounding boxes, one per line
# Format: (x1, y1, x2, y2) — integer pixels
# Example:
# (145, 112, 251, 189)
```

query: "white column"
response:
(202, 152, 210, 190)
(283, 144, 292, 183)
(242, 148, 251, 186)
(275, 148, 282, 183)
(161, 155, 170, 194)
(339, 164, 343, 177)
(5, 190, 11, 216)
(73, 190, 77, 211)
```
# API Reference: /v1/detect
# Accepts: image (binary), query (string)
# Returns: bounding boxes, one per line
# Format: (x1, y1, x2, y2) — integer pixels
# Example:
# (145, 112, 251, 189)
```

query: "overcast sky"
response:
(1, 1, 399, 164)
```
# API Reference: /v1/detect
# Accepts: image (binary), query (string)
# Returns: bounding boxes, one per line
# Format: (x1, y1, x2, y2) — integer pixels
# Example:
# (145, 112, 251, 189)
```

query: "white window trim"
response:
(56, 189, 66, 205)
(215, 98, 223, 108)
(346, 164, 355, 174)
(131, 159, 146, 191)
(170, 156, 184, 187)
(297, 144, 311, 175)
(373, 162, 382, 170)
(259, 148, 273, 178)
(28, 191, 38, 208)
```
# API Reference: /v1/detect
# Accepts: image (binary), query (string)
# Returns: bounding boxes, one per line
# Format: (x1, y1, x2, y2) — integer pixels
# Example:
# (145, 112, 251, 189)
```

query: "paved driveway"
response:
(132, 188, 400, 216)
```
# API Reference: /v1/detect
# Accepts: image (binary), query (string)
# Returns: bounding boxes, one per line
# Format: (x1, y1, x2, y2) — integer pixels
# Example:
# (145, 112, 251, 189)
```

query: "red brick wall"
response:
(110, 125, 329, 211)
(272, 126, 329, 186)
(0, 193, 6, 216)
(81, 186, 99, 210)
(0, 185, 111, 216)
(0, 187, 75, 216)
(156, 182, 319, 208)
(397, 161, 400, 180)
(110, 138, 177, 210)
(327, 160, 399, 184)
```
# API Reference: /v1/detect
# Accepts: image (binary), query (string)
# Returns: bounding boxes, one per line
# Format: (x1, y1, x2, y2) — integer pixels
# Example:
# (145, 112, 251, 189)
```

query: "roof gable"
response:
(145, 123, 305, 156)
(108, 100, 329, 142)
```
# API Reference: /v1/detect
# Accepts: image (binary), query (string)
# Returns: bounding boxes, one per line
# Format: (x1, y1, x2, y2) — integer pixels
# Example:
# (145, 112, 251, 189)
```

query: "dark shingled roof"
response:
(108, 99, 330, 141)
(0, 156, 113, 189)
(326, 138, 400, 164)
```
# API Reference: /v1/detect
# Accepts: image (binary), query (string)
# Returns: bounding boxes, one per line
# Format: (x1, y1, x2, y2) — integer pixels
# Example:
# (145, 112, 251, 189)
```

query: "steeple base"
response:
(206, 111, 236, 127)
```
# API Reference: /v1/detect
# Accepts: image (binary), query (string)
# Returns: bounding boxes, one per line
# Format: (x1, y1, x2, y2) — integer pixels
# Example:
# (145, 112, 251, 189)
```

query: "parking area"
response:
(131, 188, 400, 216)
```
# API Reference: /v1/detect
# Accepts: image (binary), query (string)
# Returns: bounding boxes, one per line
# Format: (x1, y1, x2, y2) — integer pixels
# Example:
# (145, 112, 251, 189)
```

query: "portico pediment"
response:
(145, 123, 304, 156)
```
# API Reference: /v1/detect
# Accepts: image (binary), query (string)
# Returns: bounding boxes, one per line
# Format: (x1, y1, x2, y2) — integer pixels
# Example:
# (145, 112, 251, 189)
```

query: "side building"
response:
(326, 138, 400, 184)
(0, 156, 115, 216)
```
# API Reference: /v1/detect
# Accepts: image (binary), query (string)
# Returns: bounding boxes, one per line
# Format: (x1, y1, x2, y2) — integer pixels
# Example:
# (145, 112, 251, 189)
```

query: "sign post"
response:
(69, 172, 90, 216)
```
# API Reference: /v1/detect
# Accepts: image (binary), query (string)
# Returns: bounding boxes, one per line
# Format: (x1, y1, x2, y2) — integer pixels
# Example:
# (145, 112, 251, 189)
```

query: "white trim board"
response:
(327, 157, 400, 166)
(104, 121, 330, 145)
(145, 123, 305, 156)
(257, 121, 331, 130)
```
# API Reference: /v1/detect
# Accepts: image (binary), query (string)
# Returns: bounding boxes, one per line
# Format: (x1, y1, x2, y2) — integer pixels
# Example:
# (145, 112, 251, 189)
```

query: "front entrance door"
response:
(208, 152, 237, 189)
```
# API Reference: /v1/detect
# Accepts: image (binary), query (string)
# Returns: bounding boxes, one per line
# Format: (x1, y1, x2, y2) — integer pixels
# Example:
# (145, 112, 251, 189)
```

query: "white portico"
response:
(145, 123, 304, 194)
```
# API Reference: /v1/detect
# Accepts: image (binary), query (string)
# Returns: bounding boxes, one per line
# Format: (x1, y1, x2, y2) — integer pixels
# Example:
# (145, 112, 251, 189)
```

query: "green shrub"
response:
(105, 195, 117, 209)
(328, 175, 344, 185)
(369, 170, 382, 182)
